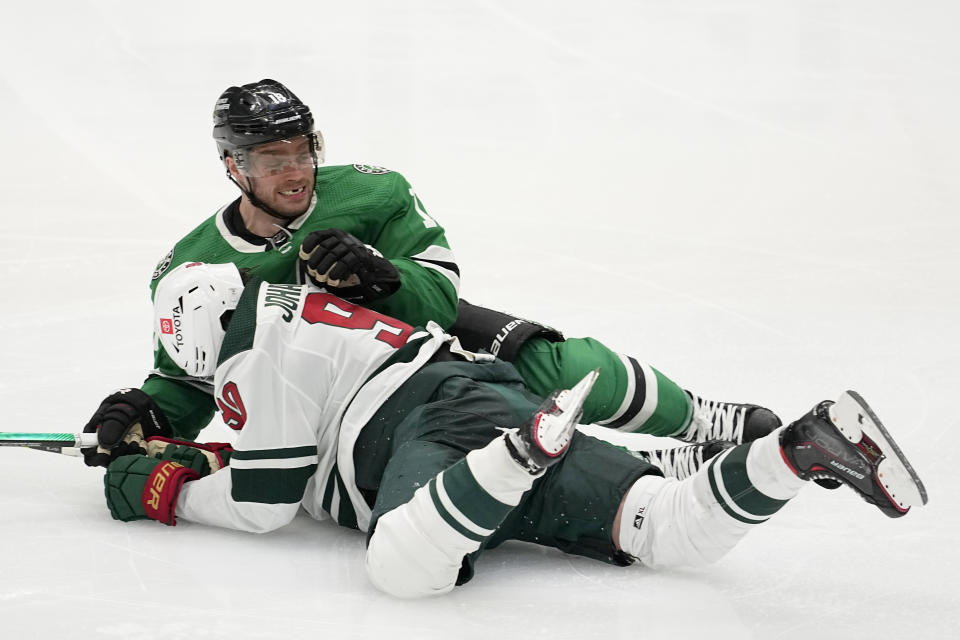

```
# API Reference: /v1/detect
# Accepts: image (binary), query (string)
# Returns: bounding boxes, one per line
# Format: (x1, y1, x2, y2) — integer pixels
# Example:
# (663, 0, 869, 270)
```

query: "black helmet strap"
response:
(224, 165, 317, 226)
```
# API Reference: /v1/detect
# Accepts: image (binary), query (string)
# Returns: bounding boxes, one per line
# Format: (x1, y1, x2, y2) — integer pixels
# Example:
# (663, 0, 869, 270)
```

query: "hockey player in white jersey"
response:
(102, 262, 927, 598)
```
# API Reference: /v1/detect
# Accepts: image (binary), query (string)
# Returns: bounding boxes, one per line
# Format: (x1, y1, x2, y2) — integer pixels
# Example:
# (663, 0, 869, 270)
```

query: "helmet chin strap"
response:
(227, 172, 305, 224)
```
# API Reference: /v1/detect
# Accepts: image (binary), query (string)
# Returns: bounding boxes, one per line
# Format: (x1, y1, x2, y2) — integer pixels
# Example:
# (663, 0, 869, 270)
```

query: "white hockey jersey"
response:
(176, 281, 455, 533)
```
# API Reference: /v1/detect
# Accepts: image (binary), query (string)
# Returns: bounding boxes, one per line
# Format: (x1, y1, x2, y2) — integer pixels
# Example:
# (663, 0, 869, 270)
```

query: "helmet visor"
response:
(239, 133, 321, 178)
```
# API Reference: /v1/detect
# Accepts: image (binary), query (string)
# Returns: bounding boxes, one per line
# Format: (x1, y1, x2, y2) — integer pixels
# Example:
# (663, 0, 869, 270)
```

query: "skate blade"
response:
(559, 368, 600, 415)
(828, 390, 928, 514)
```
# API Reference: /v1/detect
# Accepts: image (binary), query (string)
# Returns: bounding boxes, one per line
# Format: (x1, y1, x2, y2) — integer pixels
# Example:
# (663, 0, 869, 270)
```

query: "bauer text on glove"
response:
(82, 388, 172, 468)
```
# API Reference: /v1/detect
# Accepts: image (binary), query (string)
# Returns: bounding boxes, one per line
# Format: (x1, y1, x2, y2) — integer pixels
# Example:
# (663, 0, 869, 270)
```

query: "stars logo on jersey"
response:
(352, 164, 392, 175)
(152, 249, 174, 280)
(217, 381, 247, 430)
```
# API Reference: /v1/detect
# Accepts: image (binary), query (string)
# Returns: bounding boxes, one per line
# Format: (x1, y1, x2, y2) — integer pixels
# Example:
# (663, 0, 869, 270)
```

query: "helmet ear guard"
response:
(154, 262, 245, 378)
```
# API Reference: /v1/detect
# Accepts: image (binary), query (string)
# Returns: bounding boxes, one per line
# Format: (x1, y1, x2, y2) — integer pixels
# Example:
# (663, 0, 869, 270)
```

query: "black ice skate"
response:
(678, 393, 782, 444)
(633, 440, 733, 481)
(780, 390, 928, 518)
(506, 369, 598, 474)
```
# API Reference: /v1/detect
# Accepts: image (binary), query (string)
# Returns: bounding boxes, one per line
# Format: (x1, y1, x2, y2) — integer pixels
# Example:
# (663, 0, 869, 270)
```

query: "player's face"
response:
(241, 136, 316, 218)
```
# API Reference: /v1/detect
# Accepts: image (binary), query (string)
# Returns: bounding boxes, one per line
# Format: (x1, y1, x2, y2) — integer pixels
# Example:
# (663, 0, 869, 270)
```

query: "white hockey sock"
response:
(746, 426, 806, 499)
(618, 434, 799, 568)
(365, 436, 537, 598)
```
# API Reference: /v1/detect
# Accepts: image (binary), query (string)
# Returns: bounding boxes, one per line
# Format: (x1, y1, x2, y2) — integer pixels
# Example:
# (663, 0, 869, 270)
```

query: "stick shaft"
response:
(0, 432, 97, 454)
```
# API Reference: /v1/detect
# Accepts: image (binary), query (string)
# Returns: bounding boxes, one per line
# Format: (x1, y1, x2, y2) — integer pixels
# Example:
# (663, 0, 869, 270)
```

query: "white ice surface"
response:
(1, 1, 958, 638)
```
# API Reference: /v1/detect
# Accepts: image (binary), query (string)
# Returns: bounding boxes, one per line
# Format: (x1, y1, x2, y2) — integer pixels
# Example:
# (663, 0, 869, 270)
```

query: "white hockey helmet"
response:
(154, 262, 244, 378)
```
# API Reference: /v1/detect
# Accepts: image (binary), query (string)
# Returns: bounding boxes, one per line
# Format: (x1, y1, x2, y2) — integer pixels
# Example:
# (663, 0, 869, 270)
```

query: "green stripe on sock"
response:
(718, 444, 789, 517)
(440, 459, 513, 531)
(428, 479, 486, 542)
(706, 453, 768, 525)
(641, 368, 692, 437)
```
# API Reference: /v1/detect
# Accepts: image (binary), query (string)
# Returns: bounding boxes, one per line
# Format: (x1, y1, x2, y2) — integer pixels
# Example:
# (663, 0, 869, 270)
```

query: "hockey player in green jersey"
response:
(81, 79, 780, 468)
(100, 262, 927, 598)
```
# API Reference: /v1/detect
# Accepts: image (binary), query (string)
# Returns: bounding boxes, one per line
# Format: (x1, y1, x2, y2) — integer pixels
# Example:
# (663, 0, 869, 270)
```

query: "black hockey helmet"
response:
(212, 79, 322, 166)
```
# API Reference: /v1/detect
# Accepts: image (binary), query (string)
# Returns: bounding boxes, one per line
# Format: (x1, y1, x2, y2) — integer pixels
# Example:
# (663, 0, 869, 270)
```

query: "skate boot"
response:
(632, 440, 733, 481)
(780, 390, 928, 518)
(506, 369, 599, 474)
(678, 393, 782, 444)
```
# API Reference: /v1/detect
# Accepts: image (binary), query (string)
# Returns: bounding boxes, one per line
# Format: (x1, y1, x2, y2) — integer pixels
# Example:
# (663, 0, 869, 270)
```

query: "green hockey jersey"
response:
(143, 164, 460, 439)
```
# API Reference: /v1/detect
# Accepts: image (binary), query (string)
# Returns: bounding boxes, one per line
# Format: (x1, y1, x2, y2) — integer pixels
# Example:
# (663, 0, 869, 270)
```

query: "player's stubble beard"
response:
(246, 175, 313, 223)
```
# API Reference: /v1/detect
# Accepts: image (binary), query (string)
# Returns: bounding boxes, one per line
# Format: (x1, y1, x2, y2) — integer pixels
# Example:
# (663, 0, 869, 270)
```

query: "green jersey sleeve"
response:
(140, 371, 216, 440)
(364, 175, 460, 329)
(138, 164, 460, 440)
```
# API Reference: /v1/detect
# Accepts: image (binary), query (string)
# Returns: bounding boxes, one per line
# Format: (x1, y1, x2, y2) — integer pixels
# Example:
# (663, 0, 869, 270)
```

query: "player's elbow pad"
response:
(235, 502, 301, 534)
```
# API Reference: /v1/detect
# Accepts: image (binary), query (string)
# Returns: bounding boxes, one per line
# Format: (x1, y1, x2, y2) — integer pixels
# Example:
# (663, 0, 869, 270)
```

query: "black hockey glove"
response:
(298, 228, 401, 303)
(81, 388, 172, 468)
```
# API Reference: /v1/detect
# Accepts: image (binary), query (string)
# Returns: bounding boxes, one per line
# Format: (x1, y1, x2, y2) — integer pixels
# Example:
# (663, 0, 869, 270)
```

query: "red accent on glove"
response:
(204, 442, 235, 467)
(144, 436, 234, 470)
(141, 460, 200, 525)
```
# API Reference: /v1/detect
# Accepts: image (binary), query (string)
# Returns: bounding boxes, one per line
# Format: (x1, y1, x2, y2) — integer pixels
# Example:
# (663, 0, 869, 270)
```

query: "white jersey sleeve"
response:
(176, 337, 325, 531)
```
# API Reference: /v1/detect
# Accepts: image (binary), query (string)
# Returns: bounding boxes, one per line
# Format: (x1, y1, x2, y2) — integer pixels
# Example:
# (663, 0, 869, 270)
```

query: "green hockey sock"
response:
(512, 337, 693, 435)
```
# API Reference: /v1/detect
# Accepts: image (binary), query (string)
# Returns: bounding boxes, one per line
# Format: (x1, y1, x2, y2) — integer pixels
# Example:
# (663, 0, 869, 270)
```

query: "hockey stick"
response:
(0, 432, 98, 456)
